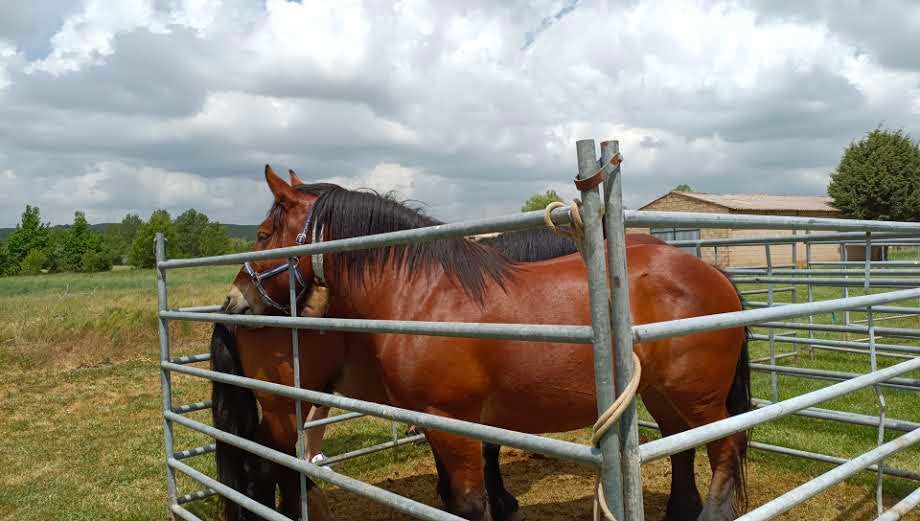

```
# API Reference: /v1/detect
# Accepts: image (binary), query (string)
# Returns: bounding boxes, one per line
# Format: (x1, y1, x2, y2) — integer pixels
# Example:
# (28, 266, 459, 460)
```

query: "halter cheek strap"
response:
(311, 222, 326, 285)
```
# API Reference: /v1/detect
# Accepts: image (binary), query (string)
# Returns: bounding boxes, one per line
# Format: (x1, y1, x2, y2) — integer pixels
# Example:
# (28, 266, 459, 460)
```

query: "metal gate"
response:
(156, 138, 920, 521)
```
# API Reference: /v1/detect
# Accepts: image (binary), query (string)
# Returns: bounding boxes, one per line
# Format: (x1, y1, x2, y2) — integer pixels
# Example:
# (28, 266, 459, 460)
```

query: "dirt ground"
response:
(325, 448, 919, 520)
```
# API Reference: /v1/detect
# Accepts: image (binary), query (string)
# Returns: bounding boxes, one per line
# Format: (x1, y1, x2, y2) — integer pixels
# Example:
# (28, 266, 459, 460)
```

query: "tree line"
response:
(0, 206, 252, 276)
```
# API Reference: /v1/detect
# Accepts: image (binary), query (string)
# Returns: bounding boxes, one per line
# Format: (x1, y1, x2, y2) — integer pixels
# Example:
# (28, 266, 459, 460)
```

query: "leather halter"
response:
(242, 203, 325, 314)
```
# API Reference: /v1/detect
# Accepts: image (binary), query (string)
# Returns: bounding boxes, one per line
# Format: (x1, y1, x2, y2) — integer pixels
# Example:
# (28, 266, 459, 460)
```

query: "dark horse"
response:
(219, 167, 751, 521)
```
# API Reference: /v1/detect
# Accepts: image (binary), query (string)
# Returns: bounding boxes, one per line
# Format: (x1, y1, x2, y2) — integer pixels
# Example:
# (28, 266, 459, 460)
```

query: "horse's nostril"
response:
(221, 296, 231, 312)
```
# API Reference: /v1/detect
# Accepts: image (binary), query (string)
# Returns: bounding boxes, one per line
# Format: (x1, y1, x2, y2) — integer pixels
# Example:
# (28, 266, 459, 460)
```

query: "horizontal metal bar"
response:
(810, 261, 920, 267)
(175, 444, 217, 460)
(789, 343, 917, 360)
(750, 352, 799, 364)
(669, 231, 919, 247)
(757, 321, 920, 340)
(175, 305, 224, 313)
(159, 207, 575, 269)
(177, 488, 217, 505)
(752, 399, 920, 433)
(625, 210, 920, 233)
(304, 411, 366, 430)
(733, 276, 920, 288)
(171, 504, 206, 521)
(730, 268, 920, 276)
(749, 333, 920, 355)
(172, 401, 213, 414)
(170, 353, 211, 365)
(739, 286, 796, 296)
(639, 355, 920, 462)
(168, 458, 294, 521)
(749, 363, 920, 390)
(637, 419, 920, 481)
(160, 311, 594, 344)
(318, 434, 427, 467)
(167, 412, 467, 521)
(633, 287, 920, 343)
(736, 428, 920, 521)
(748, 442, 920, 482)
(163, 363, 600, 465)
(748, 302, 920, 316)
(876, 486, 920, 521)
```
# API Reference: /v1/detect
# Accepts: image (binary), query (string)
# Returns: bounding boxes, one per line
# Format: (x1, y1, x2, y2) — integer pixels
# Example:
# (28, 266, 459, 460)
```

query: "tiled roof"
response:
(659, 192, 839, 212)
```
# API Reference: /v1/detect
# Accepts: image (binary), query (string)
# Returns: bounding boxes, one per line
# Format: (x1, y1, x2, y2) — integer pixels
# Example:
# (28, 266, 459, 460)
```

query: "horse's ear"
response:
(288, 169, 305, 186)
(265, 165, 295, 202)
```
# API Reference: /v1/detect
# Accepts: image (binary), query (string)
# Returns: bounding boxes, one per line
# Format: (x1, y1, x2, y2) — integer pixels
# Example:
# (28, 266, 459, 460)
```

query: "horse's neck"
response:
(332, 263, 465, 321)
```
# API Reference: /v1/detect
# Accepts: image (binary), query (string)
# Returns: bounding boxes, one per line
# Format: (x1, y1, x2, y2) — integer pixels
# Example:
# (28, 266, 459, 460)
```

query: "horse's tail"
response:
(715, 266, 751, 512)
(210, 323, 265, 520)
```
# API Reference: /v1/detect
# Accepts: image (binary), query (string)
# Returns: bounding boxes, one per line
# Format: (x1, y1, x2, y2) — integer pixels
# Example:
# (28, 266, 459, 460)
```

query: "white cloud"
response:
(25, 0, 160, 75)
(2, 0, 920, 227)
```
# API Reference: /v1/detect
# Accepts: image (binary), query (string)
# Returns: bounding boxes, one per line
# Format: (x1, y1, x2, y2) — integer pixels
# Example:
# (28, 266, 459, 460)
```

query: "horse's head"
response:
(224, 165, 324, 316)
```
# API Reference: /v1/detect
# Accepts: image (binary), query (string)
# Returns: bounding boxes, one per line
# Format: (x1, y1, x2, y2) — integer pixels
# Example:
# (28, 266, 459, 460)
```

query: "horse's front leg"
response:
(424, 430, 489, 520)
(483, 443, 522, 521)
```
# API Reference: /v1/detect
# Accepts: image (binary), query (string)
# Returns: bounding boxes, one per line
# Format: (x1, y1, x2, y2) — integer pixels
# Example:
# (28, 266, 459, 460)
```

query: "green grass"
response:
(0, 265, 918, 520)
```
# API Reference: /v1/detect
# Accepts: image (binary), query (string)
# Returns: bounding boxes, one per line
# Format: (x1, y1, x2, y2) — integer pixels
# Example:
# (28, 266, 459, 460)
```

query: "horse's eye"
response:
(257, 231, 270, 241)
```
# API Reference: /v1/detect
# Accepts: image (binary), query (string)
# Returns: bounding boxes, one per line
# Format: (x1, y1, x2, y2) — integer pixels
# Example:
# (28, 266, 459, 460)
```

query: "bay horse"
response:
(211, 226, 665, 520)
(221, 167, 750, 521)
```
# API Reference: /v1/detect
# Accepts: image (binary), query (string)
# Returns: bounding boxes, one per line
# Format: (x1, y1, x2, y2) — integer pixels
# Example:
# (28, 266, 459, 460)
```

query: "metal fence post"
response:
(156, 233, 179, 513)
(864, 233, 887, 516)
(289, 258, 310, 521)
(601, 140, 644, 521)
(766, 244, 778, 402)
(575, 139, 626, 520)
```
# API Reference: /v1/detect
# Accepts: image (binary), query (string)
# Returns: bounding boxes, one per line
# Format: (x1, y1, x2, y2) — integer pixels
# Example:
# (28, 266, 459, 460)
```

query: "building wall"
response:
(633, 193, 729, 265)
(635, 195, 843, 267)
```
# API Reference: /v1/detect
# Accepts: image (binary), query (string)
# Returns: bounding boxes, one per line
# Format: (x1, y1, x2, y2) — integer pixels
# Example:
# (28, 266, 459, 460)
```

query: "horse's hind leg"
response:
(425, 430, 488, 520)
(699, 432, 746, 521)
(483, 443, 521, 521)
(641, 388, 702, 521)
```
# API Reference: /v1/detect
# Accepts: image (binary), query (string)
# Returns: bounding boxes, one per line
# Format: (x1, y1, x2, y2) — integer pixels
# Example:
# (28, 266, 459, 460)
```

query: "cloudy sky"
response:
(1, 0, 919, 227)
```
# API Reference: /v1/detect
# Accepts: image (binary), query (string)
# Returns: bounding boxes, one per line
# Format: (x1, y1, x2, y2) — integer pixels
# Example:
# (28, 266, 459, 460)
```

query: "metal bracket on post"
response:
(600, 140, 644, 521)
(155, 233, 179, 516)
(576, 139, 626, 520)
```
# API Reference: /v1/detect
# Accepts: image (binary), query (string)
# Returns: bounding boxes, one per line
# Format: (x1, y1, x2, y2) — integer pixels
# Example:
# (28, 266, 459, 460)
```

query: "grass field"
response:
(0, 263, 918, 520)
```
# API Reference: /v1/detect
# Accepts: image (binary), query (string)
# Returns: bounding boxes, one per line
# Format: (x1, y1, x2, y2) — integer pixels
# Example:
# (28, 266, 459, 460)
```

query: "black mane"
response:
(477, 228, 578, 262)
(294, 183, 515, 301)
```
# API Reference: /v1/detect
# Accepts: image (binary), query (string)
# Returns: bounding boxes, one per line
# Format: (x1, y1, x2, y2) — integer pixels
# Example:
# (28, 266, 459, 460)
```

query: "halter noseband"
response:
(243, 204, 326, 314)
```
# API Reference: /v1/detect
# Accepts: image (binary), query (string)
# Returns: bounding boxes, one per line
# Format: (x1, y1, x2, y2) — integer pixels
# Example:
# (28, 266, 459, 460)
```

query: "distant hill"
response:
(0, 223, 258, 241)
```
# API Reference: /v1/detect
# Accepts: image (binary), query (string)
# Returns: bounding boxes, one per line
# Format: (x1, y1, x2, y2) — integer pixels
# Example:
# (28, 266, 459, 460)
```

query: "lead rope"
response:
(591, 351, 642, 521)
(543, 200, 587, 254)
(544, 200, 643, 521)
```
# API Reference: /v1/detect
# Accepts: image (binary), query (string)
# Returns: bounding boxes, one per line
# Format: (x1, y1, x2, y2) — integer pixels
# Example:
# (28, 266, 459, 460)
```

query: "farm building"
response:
(637, 191, 859, 267)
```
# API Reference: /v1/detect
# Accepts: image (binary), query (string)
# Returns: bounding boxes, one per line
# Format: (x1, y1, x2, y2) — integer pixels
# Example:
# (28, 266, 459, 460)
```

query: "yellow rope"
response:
(544, 199, 643, 520)
(543, 200, 587, 253)
(592, 352, 642, 521)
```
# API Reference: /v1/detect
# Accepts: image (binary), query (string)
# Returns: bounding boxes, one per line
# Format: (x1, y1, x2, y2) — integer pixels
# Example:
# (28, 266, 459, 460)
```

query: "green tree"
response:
(130, 209, 176, 268)
(0, 240, 8, 276)
(103, 213, 143, 264)
(62, 211, 106, 272)
(828, 128, 920, 220)
(199, 222, 231, 256)
(45, 228, 69, 273)
(174, 209, 210, 258)
(674, 183, 693, 192)
(6, 205, 49, 269)
(228, 237, 254, 253)
(80, 249, 113, 273)
(20, 249, 48, 275)
(521, 190, 563, 212)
